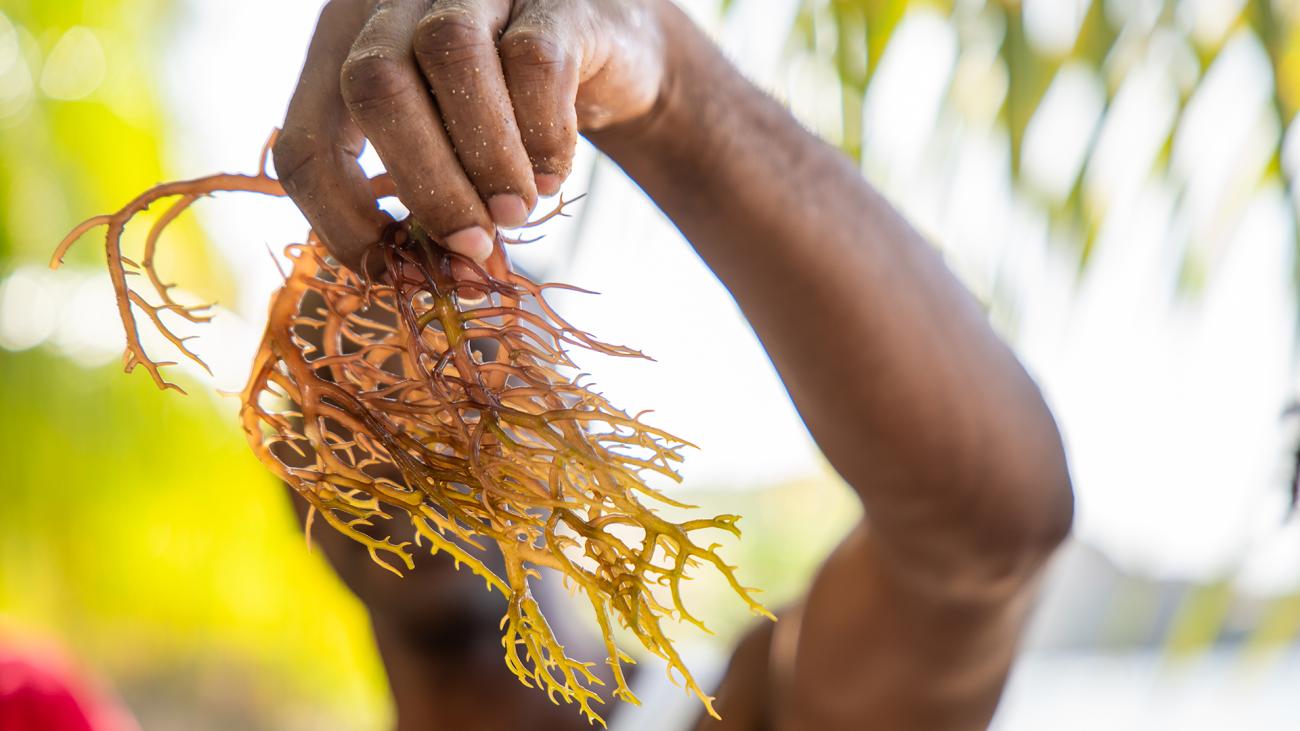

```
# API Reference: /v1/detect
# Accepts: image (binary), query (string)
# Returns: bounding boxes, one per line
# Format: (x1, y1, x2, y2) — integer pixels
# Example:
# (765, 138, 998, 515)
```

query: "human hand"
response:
(273, 0, 669, 270)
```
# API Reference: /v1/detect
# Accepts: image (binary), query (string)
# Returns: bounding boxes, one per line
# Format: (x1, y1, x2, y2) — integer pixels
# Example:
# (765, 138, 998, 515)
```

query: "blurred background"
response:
(2, 0, 1300, 728)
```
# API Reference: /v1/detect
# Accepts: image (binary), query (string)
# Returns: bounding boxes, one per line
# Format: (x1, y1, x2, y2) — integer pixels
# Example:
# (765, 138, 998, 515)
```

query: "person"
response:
(271, 1, 1075, 729)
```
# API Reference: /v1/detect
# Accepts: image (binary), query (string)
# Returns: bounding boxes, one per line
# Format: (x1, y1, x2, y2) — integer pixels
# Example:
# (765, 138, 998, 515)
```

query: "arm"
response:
(595, 6, 1071, 598)
(593, 8, 1073, 728)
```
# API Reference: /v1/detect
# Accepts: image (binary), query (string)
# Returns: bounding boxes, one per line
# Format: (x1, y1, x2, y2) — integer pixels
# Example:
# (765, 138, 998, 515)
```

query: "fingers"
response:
(323, 0, 586, 265)
(498, 16, 580, 197)
(275, 0, 390, 270)
(414, 0, 540, 223)
(342, 0, 497, 263)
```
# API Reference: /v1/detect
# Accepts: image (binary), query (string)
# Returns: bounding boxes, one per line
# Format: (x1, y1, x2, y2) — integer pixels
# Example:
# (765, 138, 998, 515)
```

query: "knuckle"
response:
(499, 29, 568, 75)
(340, 51, 411, 108)
(271, 132, 318, 186)
(414, 10, 493, 70)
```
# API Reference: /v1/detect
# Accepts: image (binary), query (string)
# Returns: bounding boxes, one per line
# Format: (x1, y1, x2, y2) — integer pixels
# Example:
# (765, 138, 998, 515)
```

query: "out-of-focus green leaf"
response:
(1244, 592, 1300, 656)
(0, 2, 390, 728)
(831, 0, 868, 160)
(862, 0, 909, 79)
(998, 3, 1057, 175)
(789, 0, 927, 161)
(1163, 581, 1236, 659)
(1074, 0, 1118, 71)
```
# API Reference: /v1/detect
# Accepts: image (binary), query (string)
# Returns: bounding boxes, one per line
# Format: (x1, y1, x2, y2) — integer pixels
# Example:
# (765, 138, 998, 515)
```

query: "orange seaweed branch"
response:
(53, 133, 772, 725)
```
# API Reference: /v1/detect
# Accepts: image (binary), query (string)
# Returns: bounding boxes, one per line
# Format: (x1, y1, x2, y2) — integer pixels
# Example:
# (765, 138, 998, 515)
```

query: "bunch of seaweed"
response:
(53, 137, 771, 725)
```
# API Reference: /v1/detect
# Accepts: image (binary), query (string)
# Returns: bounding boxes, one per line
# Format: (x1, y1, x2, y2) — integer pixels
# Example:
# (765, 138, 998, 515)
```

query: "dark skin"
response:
(275, 1, 1076, 728)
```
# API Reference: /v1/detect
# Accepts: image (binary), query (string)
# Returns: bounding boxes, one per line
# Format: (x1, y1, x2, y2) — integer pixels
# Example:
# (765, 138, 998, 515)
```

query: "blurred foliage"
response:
(783, 0, 1300, 275)
(0, 2, 387, 729)
(0, 350, 386, 730)
(778, 0, 1300, 661)
(649, 473, 862, 649)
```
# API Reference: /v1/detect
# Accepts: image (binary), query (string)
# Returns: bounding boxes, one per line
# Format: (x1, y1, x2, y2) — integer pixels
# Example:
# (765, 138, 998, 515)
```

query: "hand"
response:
(273, 0, 669, 269)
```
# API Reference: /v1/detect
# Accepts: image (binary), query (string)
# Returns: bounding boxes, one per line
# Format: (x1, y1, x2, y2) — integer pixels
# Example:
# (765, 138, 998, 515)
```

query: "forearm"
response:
(592, 4, 1071, 591)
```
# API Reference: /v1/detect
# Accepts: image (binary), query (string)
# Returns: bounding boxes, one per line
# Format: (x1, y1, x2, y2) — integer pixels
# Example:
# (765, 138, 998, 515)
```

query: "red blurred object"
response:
(0, 646, 136, 731)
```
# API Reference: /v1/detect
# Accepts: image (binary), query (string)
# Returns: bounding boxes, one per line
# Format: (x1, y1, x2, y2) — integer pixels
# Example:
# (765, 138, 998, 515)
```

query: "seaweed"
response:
(52, 134, 772, 725)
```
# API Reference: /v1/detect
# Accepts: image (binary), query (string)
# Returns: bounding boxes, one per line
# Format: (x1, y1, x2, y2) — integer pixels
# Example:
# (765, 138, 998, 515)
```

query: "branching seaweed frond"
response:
(54, 133, 771, 725)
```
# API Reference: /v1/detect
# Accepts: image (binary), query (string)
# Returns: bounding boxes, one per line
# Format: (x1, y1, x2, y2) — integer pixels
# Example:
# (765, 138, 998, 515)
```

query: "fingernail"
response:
(445, 227, 494, 263)
(535, 174, 562, 197)
(488, 194, 529, 229)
